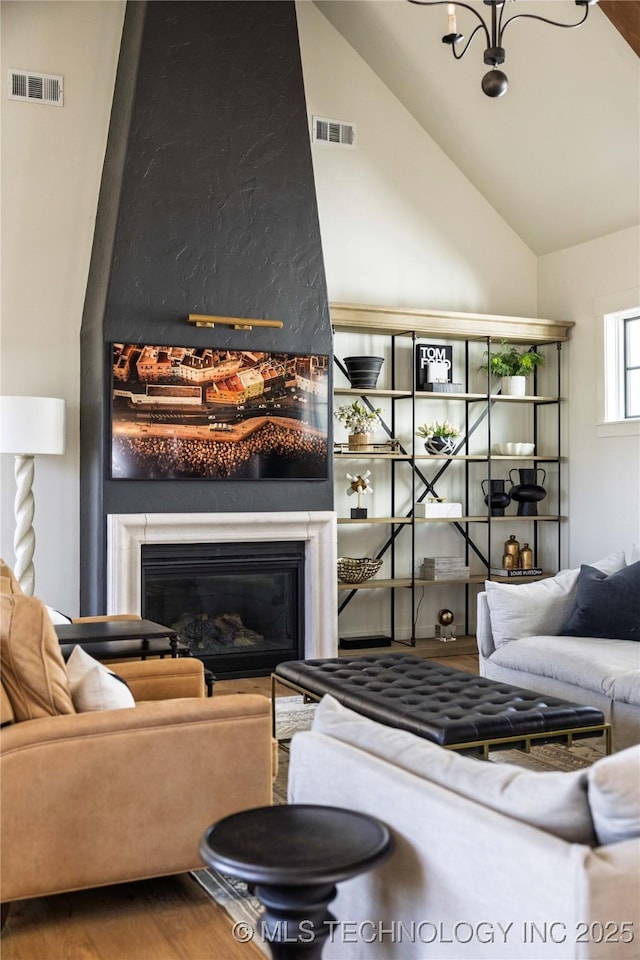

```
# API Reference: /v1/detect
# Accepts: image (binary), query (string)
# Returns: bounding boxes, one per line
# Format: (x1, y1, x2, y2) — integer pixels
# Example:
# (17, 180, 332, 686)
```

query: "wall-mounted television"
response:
(110, 343, 330, 480)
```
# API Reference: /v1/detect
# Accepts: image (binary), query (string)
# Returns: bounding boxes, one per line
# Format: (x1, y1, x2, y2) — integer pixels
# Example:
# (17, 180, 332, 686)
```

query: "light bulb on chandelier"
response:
(407, 0, 598, 98)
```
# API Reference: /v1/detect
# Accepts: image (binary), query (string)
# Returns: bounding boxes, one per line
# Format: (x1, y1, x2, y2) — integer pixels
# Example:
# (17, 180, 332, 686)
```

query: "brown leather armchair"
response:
(0, 563, 275, 907)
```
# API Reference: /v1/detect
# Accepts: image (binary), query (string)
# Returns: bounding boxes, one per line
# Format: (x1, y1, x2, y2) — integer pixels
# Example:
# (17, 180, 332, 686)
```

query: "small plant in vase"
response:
(335, 400, 382, 451)
(482, 341, 545, 396)
(416, 420, 461, 455)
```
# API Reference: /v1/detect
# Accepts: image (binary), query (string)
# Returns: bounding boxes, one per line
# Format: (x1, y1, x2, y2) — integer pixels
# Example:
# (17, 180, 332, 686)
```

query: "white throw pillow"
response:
(485, 551, 628, 649)
(485, 568, 580, 647)
(588, 549, 628, 576)
(45, 605, 71, 625)
(66, 645, 135, 712)
(587, 745, 640, 846)
(312, 695, 595, 845)
(625, 543, 640, 566)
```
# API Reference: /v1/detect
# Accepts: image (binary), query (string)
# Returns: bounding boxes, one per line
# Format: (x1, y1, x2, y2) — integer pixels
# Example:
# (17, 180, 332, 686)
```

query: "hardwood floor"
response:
(214, 644, 480, 698)
(2, 649, 479, 959)
(1, 874, 263, 960)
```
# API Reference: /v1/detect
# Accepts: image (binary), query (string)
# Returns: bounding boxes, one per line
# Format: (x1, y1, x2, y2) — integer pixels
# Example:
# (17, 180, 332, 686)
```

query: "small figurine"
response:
(346, 470, 372, 519)
(435, 608, 456, 642)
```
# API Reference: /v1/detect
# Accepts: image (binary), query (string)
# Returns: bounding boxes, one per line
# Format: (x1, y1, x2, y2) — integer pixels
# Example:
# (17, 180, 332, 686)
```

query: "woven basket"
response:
(337, 557, 383, 584)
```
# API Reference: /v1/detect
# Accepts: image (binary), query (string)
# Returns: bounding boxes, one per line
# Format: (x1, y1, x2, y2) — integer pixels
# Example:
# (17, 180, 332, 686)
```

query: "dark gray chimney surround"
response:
(80, 0, 332, 612)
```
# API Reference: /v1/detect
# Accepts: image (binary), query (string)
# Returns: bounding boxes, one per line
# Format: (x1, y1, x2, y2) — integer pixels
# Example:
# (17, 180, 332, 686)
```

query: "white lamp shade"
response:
(0, 396, 65, 455)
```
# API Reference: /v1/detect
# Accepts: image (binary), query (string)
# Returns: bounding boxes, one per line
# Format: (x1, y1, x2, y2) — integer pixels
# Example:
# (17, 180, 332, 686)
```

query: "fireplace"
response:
(107, 511, 338, 666)
(141, 541, 305, 677)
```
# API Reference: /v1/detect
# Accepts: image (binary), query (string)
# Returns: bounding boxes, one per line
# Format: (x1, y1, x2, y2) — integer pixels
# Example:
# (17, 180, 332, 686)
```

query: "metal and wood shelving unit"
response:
(332, 303, 573, 652)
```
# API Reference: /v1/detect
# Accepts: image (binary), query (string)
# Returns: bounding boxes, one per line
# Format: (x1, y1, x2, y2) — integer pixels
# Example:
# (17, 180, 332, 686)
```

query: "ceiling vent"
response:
(8, 70, 64, 106)
(312, 116, 355, 148)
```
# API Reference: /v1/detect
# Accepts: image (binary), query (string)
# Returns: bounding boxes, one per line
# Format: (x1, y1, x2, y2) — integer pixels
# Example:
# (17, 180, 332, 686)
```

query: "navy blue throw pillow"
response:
(560, 562, 640, 640)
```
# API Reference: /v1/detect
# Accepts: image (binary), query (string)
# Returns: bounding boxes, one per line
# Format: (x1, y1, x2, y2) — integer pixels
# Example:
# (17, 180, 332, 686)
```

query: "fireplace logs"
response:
(172, 612, 264, 653)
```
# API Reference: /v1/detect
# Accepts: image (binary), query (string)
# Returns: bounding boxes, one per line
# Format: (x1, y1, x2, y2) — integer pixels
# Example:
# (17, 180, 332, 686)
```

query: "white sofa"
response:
(289, 695, 640, 960)
(476, 550, 640, 752)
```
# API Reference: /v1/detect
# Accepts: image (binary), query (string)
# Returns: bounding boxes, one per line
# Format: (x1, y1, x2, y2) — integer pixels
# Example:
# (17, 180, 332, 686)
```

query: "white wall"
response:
(296, 1, 538, 316)
(538, 226, 640, 566)
(0, 1, 124, 612)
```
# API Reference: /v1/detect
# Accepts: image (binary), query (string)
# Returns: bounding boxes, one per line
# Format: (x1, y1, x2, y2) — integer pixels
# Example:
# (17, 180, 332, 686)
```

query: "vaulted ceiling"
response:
(314, 1, 640, 255)
(600, 1, 640, 57)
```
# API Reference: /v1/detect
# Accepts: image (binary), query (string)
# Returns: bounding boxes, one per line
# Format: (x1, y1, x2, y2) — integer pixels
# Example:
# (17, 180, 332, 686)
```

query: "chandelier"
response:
(406, 0, 598, 97)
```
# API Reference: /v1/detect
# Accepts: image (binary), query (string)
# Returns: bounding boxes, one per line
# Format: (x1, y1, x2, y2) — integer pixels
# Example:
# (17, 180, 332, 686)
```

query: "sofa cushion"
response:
(587, 746, 640, 845)
(66, 645, 135, 712)
(560, 563, 640, 641)
(609, 670, 640, 707)
(312, 695, 595, 844)
(488, 634, 640, 700)
(484, 551, 630, 649)
(485, 569, 580, 647)
(0, 593, 75, 720)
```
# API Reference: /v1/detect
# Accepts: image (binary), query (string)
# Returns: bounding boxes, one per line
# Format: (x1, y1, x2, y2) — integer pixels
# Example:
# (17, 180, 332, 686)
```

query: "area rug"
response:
(272, 694, 317, 742)
(191, 697, 605, 955)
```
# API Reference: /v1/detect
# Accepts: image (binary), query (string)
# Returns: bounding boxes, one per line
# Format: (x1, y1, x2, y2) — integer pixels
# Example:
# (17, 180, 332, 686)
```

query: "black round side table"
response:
(200, 804, 393, 959)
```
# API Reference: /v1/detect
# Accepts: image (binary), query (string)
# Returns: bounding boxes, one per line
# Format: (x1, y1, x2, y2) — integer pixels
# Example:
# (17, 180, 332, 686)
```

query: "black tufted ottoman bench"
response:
(272, 654, 611, 757)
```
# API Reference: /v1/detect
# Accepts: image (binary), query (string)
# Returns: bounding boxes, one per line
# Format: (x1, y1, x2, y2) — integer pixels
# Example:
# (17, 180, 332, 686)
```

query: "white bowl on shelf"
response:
(492, 442, 535, 456)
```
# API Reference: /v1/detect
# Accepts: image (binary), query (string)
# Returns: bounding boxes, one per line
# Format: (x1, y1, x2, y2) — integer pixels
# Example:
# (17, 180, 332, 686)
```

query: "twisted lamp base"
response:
(12, 454, 36, 596)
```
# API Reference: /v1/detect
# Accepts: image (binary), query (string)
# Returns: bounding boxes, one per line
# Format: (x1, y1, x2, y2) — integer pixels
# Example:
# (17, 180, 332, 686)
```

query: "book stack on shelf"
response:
(421, 557, 470, 581)
(490, 567, 544, 579)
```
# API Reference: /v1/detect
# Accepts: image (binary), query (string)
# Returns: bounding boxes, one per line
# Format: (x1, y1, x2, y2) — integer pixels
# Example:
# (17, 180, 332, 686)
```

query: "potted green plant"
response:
(335, 400, 382, 451)
(483, 341, 545, 396)
(416, 420, 461, 455)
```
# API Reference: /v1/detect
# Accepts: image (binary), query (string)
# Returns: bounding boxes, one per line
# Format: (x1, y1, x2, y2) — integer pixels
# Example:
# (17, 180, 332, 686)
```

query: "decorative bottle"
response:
(503, 535, 520, 568)
(520, 543, 533, 569)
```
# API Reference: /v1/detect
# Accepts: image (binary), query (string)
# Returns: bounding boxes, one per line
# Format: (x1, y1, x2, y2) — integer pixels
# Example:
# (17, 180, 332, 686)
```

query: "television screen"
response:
(110, 343, 329, 480)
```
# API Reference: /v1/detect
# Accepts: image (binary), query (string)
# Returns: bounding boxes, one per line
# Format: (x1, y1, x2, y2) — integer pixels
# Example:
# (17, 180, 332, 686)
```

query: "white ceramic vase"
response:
(500, 375, 527, 397)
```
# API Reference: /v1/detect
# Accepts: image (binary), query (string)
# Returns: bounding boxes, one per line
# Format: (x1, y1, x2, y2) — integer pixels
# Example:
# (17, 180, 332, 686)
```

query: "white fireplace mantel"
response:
(107, 511, 338, 660)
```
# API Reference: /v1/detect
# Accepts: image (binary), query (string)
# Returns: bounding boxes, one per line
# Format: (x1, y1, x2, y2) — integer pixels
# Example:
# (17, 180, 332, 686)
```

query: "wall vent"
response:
(312, 116, 355, 147)
(8, 70, 64, 106)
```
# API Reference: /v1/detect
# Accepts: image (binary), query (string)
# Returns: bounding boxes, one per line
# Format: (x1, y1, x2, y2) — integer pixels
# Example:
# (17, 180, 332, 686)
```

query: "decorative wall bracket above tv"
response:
(187, 313, 284, 330)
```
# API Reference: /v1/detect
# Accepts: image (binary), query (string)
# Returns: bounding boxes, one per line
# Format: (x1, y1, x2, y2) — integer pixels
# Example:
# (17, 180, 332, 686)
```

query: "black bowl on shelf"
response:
(343, 357, 384, 390)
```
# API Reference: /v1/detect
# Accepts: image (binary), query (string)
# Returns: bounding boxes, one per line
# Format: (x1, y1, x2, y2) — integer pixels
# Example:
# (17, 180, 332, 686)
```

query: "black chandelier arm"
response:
(499, 2, 591, 44)
(406, 0, 491, 49)
(450, 23, 486, 60)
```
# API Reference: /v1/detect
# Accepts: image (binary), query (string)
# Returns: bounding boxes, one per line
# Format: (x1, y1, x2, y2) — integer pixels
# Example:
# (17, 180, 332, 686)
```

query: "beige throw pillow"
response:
(0, 593, 75, 720)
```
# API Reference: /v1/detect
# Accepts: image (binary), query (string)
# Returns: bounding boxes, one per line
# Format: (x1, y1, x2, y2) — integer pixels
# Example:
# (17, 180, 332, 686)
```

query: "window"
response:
(624, 315, 640, 418)
(604, 307, 640, 424)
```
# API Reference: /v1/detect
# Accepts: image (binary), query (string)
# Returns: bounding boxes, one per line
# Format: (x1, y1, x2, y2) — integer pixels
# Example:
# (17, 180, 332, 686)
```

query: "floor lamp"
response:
(0, 396, 66, 596)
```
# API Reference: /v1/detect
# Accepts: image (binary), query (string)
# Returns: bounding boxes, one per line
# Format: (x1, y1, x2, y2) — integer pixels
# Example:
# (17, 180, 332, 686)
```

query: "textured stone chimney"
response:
(80, 1, 332, 611)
